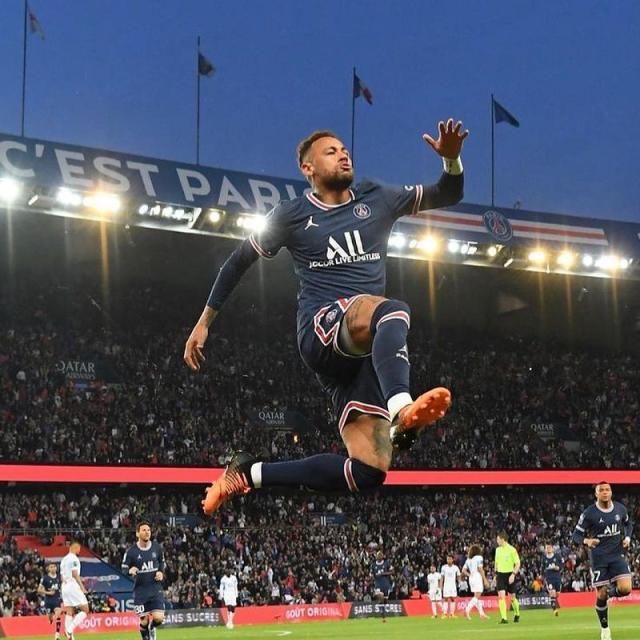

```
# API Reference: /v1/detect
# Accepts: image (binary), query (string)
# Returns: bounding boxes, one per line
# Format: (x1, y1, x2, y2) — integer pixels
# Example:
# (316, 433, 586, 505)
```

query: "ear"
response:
(300, 160, 314, 181)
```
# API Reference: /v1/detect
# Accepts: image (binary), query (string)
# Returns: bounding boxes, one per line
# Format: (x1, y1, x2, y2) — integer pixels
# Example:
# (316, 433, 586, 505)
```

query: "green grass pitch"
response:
(13, 607, 639, 640)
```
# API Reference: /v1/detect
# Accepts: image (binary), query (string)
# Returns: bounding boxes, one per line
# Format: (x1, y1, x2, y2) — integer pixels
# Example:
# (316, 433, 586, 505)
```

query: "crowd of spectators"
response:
(1, 279, 638, 470)
(1, 486, 638, 615)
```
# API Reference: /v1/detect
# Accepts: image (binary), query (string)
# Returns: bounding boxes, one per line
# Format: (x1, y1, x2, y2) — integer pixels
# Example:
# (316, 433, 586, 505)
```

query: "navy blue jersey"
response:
(121, 541, 165, 599)
(542, 552, 563, 579)
(40, 573, 61, 605)
(372, 559, 392, 588)
(572, 501, 632, 564)
(207, 172, 463, 332)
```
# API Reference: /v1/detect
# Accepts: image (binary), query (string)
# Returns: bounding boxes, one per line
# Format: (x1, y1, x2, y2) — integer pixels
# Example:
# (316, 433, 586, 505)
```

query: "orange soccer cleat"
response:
(389, 387, 451, 450)
(202, 451, 254, 515)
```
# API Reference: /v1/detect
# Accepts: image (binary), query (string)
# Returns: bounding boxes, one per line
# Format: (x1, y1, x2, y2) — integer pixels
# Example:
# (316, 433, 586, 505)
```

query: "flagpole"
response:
(351, 67, 356, 166)
(21, 0, 28, 136)
(491, 93, 495, 207)
(196, 35, 201, 165)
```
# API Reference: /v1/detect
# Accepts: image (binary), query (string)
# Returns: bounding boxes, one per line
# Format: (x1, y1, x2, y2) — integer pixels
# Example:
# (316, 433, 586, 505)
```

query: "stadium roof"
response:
(2, 131, 639, 280)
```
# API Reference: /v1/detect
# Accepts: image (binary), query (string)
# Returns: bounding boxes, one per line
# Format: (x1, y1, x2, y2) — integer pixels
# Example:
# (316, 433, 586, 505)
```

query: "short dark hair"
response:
(497, 530, 509, 542)
(136, 520, 152, 531)
(595, 480, 610, 489)
(296, 130, 339, 167)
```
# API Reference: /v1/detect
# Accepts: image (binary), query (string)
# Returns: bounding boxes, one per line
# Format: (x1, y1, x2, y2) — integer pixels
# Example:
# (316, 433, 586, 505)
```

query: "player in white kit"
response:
(462, 544, 490, 619)
(426, 564, 445, 618)
(219, 569, 238, 629)
(60, 542, 89, 639)
(439, 555, 461, 618)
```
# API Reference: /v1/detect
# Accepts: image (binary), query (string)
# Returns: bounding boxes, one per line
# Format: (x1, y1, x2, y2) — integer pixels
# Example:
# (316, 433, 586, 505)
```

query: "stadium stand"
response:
(1, 486, 638, 615)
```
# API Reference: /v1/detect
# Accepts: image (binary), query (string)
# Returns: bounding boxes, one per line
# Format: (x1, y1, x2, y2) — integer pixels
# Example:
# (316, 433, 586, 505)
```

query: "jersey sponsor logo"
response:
(602, 524, 620, 537)
(353, 203, 371, 219)
(483, 210, 513, 242)
(327, 230, 366, 260)
(140, 561, 156, 572)
(304, 216, 319, 230)
(309, 230, 380, 269)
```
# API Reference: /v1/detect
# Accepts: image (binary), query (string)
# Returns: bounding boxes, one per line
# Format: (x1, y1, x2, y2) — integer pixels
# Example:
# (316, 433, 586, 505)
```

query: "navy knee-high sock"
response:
(595, 598, 608, 628)
(370, 300, 411, 403)
(257, 454, 386, 492)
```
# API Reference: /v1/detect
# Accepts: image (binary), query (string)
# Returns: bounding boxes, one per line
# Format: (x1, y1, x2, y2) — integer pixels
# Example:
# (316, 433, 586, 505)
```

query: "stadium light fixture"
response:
(0, 178, 21, 202)
(418, 235, 438, 253)
(595, 255, 619, 270)
(557, 252, 575, 268)
(487, 245, 498, 257)
(388, 234, 406, 249)
(83, 192, 121, 214)
(138, 204, 149, 215)
(467, 245, 478, 256)
(408, 239, 418, 249)
(528, 250, 546, 264)
(57, 188, 82, 207)
(208, 209, 222, 224)
(582, 254, 594, 267)
(161, 206, 174, 218)
(239, 215, 267, 232)
(150, 205, 161, 216)
(447, 240, 460, 254)
(619, 258, 630, 270)
(503, 257, 514, 268)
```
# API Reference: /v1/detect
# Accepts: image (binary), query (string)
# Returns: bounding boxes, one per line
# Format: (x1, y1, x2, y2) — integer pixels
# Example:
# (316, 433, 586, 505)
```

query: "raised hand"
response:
(423, 118, 469, 159)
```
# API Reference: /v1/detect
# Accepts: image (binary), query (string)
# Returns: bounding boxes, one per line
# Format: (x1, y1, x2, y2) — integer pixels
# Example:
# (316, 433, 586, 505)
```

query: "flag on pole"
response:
(353, 73, 373, 105)
(493, 98, 519, 127)
(198, 52, 215, 77)
(28, 4, 45, 40)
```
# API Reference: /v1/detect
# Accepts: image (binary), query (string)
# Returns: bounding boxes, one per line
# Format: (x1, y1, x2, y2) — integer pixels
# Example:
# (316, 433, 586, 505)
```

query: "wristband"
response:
(443, 156, 463, 175)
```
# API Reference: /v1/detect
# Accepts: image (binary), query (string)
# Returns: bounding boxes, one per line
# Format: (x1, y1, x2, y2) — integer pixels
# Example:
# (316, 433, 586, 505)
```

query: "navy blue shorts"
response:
(591, 556, 631, 587)
(545, 576, 561, 593)
(298, 295, 389, 434)
(45, 599, 61, 614)
(133, 595, 165, 615)
(375, 580, 392, 598)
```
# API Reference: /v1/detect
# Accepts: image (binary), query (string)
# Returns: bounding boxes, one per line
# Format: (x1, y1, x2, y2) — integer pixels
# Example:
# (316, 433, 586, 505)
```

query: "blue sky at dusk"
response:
(0, 0, 638, 221)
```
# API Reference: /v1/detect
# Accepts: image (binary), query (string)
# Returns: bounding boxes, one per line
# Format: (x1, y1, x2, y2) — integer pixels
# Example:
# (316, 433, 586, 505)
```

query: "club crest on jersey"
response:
(325, 309, 338, 325)
(483, 210, 513, 242)
(353, 203, 371, 220)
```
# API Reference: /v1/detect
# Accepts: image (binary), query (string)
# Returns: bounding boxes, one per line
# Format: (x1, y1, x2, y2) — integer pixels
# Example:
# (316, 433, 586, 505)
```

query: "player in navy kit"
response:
(38, 562, 63, 640)
(371, 550, 393, 621)
(122, 522, 165, 640)
(572, 482, 633, 640)
(541, 543, 563, 616)
(184, 119, 468, 514)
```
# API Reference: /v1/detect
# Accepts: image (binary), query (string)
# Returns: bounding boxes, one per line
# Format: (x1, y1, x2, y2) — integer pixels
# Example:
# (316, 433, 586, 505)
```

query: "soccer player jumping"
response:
(572, 482, 633, 640)
(184, 119, 467, 514)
